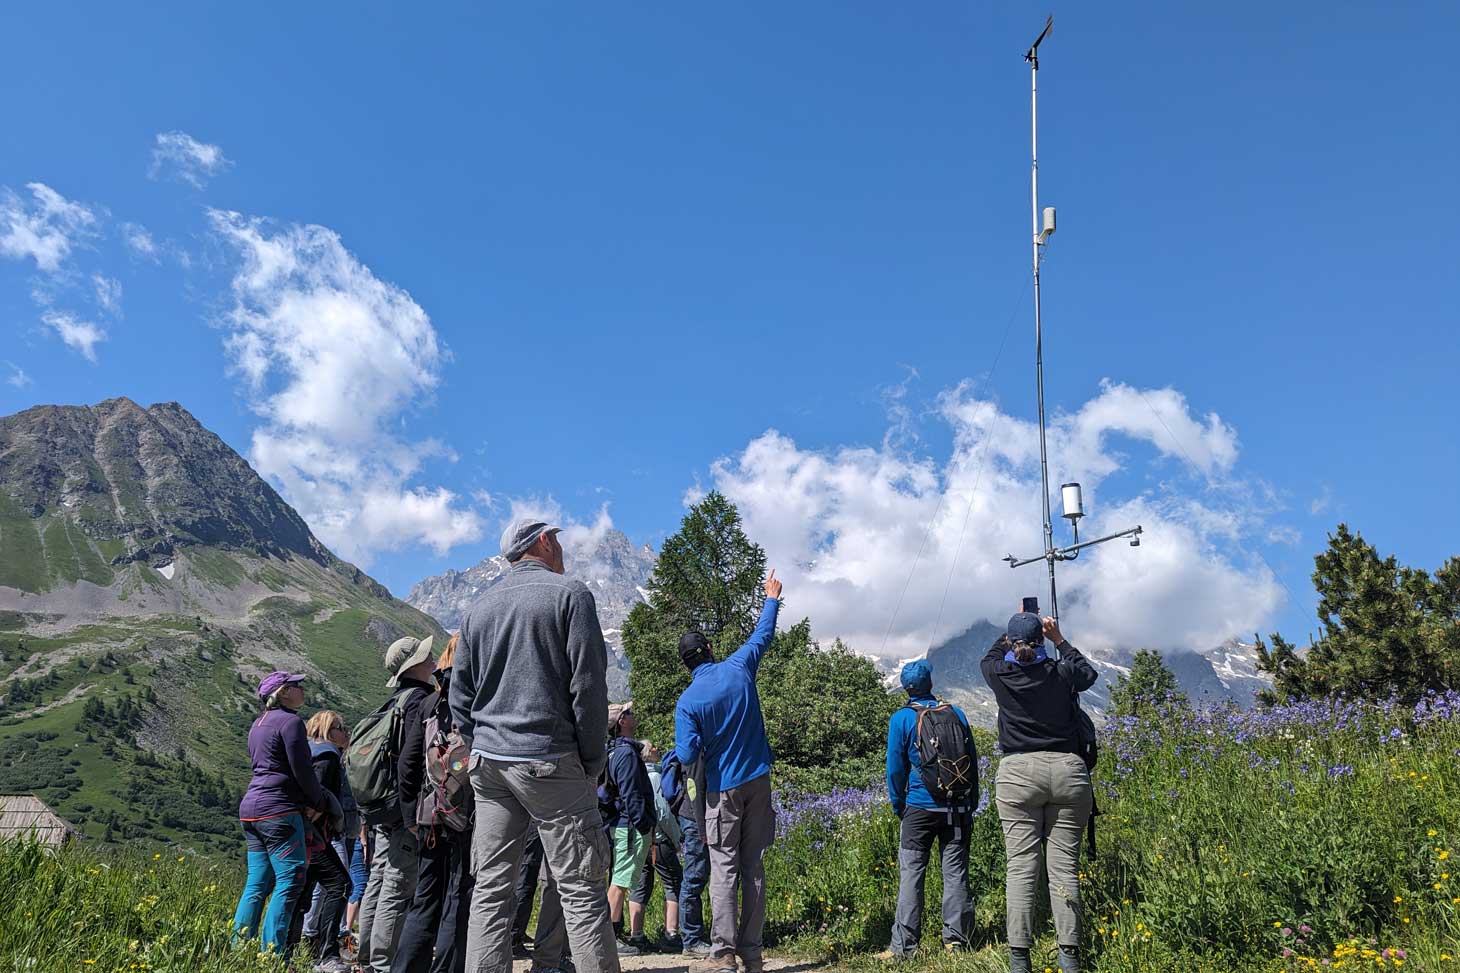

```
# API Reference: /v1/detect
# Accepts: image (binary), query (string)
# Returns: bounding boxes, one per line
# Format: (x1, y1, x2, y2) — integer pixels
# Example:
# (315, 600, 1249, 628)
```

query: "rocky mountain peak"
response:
(0, 398, 330, 567)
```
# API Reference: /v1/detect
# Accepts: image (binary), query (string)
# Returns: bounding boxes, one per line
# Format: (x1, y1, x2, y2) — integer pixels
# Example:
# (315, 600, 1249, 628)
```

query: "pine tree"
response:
(624, 491, 897, 790)
(625, 491, 767, 743)
(1256, 524, 1460, 703)
(1108, 649, 1188, 718)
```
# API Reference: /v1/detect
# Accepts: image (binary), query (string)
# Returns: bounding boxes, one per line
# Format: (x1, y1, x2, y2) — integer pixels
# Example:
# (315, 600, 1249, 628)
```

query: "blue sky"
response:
(2, 2, 1457, 658)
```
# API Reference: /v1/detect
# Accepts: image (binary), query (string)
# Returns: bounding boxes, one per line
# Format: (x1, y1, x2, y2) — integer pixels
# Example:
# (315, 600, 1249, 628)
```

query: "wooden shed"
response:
(0, 794, 79, 847)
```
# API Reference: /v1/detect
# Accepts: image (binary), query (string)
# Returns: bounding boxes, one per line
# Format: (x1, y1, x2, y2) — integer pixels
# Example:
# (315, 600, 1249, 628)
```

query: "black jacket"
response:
(604, 736, 656, 834)
(390, 677, 435, 828)
(980, 637, 1097, 755)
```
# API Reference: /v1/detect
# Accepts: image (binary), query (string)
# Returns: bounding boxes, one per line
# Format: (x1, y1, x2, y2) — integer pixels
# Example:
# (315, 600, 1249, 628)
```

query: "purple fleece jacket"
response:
(239, 706, 328, 820)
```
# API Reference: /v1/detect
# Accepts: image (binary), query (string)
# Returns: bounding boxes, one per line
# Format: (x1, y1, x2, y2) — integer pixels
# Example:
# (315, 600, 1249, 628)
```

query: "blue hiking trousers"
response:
(233, 813, 308, 955)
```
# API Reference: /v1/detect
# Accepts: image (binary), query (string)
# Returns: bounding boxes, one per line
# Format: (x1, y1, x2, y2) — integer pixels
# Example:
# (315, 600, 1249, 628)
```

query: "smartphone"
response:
(1022, 596, 1039, 614)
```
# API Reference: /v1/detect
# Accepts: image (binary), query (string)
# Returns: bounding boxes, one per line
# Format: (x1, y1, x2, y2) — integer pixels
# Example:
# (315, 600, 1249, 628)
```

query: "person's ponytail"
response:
(1012, 640, 1037, 664)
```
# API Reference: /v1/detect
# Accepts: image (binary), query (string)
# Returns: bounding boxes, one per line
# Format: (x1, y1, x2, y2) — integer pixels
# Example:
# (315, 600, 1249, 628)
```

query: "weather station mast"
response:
(1002, 17, 1143, 621)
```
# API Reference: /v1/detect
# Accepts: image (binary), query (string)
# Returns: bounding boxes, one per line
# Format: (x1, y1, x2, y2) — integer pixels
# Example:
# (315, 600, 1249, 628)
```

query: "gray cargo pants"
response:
(464, 752, 618, 973)
(995, 751, 1093, 948)
(888, 807, 973, 955)
(704, 773, 776, 967)
(356, 822, 419, 973)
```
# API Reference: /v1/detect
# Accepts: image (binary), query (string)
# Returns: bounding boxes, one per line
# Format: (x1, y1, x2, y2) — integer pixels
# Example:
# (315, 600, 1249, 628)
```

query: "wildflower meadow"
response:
(2, 690, 1456, 972)
(761, 691, 1460, 972)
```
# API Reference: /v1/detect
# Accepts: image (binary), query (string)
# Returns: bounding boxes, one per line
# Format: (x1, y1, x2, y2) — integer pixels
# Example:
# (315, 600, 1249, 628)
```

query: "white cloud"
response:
(3, 361, 31, 388)
(41, 311, 107, 363)
(150, 131, 231, 188)
(0, 183, 97, 273)
(120, 222, 159, 261)
(209, 208, 482, 565)
(702, 382, 1284, 660)
(93, 274, 122, 314)
(1310, 486, 1332, 516)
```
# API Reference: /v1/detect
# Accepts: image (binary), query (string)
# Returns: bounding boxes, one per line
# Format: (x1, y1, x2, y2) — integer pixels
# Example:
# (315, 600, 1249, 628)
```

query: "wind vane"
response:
(1002, 16, 1143, 620)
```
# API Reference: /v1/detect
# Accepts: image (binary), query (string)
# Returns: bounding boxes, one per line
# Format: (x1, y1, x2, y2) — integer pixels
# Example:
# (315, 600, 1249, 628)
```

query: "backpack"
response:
(1055, 654, 1101, 852)
(658, 752, 687, 818)
(346, 689, 418, 824)
(1055, 657, 1099, 771)
(908, 701, 978, 809)
(416, 695, 474, 833)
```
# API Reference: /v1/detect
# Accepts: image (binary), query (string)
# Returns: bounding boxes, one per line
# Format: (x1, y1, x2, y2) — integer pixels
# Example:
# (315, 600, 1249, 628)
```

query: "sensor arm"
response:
(1003, 525, 1143, 570)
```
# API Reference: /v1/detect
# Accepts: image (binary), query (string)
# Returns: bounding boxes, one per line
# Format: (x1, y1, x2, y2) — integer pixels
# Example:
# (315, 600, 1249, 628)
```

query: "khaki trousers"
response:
(704, 773, 776, 966)
(463, 753, 619, 973)
(995, 751, 1093, 949)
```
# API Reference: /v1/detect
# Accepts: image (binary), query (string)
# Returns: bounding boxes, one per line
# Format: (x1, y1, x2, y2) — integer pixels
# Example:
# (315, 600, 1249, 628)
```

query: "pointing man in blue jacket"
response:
(672, 569, 782, 973)
(883, 659, 976, 958)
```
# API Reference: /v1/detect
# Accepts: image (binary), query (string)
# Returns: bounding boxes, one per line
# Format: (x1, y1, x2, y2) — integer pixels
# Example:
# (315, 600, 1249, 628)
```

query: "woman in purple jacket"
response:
(232, 671, 330, 956)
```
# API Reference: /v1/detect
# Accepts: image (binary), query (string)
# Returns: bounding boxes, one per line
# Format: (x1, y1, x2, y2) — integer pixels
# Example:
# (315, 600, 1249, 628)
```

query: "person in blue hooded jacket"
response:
(882, 659, 975, 958)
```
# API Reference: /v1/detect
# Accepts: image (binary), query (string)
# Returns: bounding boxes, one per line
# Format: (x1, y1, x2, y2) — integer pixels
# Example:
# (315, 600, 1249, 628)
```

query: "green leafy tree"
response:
(1108, 648, 1189, 718)
(625, 491, 897, 791)
(1256, 524, 1460, 704)
(759, 632, 900, 793)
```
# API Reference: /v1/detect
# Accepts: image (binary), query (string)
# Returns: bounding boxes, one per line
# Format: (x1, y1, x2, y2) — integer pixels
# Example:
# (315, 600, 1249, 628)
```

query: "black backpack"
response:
(908, 701, 978, 809)
(1054, 655, 1101, 851)
(1055, 657, 1098, 771)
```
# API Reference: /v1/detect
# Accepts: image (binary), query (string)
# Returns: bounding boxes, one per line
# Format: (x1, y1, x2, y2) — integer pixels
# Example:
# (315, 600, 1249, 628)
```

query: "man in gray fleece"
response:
(451, 518, 619, 973)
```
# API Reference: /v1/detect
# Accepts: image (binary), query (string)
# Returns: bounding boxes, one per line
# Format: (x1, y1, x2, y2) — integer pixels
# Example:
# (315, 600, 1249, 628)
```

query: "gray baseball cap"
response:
(385, 635, 435, 687)
(500, 518, 562, 562)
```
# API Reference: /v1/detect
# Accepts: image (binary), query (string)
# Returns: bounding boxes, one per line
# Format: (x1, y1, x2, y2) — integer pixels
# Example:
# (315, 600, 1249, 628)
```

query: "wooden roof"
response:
(0, 794, 79, 847)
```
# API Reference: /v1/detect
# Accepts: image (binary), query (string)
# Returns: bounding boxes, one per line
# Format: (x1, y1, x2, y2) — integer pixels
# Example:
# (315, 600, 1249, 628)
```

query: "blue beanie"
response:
(900, 659, 933, 696)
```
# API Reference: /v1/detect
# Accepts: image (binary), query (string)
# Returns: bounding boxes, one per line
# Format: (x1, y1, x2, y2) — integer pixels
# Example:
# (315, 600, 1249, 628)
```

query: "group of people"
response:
(231, 515, 1099, 973)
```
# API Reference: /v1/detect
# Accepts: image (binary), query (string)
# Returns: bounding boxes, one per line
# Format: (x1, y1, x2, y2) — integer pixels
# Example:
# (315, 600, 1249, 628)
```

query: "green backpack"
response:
(346, 690, 418, 824)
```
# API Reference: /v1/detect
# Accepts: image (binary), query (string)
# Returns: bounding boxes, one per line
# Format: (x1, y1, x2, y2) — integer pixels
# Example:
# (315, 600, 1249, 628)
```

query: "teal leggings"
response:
(233, 814, 308, 954)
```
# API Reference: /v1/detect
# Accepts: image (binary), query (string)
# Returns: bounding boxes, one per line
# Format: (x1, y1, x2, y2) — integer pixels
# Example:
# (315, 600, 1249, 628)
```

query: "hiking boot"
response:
(313, 959, 351, 973)
(617, 936, 651, 957)
(681, 941, 713, 958)
(512, 942, 534, 960)
(529, 959, 574, 973)
(657, 933, 683, 954)
(1057, 945, 1082, 973)
(1009, 946, 1033, 973)
(687, 956, 737, 973)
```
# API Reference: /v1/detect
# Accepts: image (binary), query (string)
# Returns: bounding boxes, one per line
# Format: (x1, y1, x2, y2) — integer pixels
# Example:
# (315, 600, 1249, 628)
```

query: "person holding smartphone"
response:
(980, 605, 1097, 973)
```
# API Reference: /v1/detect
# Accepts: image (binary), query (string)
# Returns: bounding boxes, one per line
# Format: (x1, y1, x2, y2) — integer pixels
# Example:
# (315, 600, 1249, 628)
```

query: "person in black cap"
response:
(672, 570, 782, 973)
(980, 608, 1096, 973)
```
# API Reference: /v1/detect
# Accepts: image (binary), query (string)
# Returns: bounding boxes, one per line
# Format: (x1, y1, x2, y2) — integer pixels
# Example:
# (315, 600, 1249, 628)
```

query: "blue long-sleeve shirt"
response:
(673, 598, 779, 793)
(885, 693, 971, 816)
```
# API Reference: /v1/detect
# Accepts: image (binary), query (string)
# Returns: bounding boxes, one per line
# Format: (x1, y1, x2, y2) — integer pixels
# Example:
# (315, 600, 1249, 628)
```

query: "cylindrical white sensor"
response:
(1061, 481, 1083, 520)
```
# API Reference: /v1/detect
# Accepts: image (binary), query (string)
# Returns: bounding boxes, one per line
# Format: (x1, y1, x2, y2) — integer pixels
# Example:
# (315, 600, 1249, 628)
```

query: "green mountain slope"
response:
(0, 398, 445, 856)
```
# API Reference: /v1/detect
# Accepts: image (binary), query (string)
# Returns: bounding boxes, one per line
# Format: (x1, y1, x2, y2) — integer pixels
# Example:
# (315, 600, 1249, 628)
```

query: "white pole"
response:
(1028, 29, 1058, 621)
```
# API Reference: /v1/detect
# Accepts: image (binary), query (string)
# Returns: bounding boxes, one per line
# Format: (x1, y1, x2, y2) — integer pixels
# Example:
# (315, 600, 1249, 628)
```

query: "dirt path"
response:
(511, 956, 824, 973)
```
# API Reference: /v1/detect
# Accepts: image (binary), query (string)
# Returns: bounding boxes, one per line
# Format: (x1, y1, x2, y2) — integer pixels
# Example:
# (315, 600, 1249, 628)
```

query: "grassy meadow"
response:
(762, 690, 1460, 972)
(3, 690, 1457, 971)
